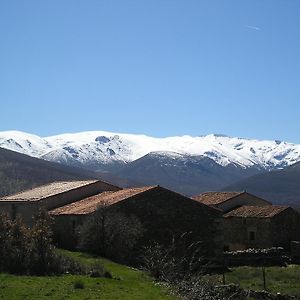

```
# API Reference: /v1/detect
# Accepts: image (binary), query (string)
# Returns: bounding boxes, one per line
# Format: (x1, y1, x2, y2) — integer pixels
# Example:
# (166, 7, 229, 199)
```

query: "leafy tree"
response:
(78, 202, 144, 263)
(0, 213, 12, 272)
(28, 209, 56, 275)
(8, 216, 29, 273)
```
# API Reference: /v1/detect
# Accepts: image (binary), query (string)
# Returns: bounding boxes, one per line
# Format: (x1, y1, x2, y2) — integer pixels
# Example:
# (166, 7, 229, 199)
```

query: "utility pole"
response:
(262, 265, 266, 290)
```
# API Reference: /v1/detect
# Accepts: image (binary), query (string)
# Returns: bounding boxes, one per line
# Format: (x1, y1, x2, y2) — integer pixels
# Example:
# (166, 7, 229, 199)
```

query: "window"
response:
(249, 231, 256, 241)
(223, 245, 229, 252)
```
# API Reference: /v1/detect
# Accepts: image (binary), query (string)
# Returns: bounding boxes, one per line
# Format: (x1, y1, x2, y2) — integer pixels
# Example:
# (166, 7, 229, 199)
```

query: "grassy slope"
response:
(0, 251, 176, 300)
(226, 265, 300, 295)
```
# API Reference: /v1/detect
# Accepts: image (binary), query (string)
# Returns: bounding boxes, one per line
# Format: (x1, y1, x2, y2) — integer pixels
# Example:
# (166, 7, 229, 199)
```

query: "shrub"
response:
(142, 232, 207, 283)
(73, 280, 85, 289)
(50, 252, 87, 275)
(103, 270, 113, 279)
(89, 262, 107, 278)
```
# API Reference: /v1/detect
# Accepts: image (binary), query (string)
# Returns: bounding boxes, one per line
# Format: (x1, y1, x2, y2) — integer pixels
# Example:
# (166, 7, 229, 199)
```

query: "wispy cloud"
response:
(246, 25, 261, 31)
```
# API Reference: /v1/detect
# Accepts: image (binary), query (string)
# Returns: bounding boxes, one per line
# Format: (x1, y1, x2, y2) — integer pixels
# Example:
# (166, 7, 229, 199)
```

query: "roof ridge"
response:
(0, 180, 100, 201)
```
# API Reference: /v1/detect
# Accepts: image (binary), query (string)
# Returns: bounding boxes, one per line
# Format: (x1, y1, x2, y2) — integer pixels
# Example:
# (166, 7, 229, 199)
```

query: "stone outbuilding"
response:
(0, 180, 120, 225)
(223, 205, 300, 251)
(192, 191, 271, 213)
(50, 185, 223, 260)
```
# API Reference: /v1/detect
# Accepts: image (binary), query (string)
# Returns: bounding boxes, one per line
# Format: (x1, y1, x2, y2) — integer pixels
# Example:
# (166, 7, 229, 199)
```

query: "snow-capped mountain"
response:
(0, 130, 300, 172)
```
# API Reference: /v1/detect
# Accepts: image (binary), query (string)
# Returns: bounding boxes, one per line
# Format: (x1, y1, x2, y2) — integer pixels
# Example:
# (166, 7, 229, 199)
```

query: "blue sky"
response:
(0, 1, 299, 143)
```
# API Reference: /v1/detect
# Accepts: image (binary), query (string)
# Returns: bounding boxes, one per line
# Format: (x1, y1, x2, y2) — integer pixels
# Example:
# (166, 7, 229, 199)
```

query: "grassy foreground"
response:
(1, 250, 299, 299)
(226, 264, 300, 295)
(0, 250, 176, 300)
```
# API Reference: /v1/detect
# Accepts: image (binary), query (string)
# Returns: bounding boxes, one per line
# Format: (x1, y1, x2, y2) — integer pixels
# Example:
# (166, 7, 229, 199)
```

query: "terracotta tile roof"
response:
(0, 180, 99, 202)
(191, 191, 244, 206)
(50, 186, 157, 215)
(224, 205, 290, 218)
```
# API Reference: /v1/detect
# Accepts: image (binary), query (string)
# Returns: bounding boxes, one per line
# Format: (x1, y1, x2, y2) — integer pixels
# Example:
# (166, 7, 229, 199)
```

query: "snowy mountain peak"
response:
(0, 130, 300, 172)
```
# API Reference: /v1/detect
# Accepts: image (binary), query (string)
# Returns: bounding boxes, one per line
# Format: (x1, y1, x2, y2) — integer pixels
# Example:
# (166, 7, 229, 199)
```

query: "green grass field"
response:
(1, 250, 299, 299)
(226, 264, 300, 295)
(0, 250, 177, 300)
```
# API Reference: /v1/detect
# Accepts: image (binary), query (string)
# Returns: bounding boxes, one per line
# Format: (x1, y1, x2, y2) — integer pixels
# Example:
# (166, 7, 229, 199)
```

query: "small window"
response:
(72, 220, 76, 233)
(249, 231, 255, 241)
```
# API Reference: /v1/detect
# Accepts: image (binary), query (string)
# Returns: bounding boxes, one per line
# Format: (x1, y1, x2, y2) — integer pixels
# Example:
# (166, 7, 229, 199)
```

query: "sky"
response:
(0, 0, 300, 143)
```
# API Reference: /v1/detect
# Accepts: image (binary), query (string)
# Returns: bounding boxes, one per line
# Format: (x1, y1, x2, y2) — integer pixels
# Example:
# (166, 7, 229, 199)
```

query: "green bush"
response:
(89, 262, 110, 278)
(73, 279, 85, 289)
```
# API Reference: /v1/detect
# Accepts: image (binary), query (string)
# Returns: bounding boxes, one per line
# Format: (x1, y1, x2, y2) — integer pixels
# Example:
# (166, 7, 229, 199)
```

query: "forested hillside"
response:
(0, 147, 98, 196)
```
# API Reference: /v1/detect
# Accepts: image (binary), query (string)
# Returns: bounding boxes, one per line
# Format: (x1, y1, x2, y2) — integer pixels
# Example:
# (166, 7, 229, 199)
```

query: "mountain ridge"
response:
(1, 130, 300, 172)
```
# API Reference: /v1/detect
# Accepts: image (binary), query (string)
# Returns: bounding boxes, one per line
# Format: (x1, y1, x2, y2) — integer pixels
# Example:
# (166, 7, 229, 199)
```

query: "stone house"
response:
(50, 185, 223, 260)
(192, 191, 271, 213)
(0, 180, 120, 225)
(223, 205, 300, 251)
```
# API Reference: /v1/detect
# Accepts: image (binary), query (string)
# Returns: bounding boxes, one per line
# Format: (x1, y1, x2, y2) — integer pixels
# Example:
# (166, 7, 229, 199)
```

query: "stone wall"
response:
(0, 201, 38, 225)
(224, 208, 300, 251)
(52, 187, 224, 260)
(224, 247, 288, 266)
(104, 187, 223, 260)
(224, 217, 273, 251)
(53, 214, 86, 249)
(271, 208, 300, 249)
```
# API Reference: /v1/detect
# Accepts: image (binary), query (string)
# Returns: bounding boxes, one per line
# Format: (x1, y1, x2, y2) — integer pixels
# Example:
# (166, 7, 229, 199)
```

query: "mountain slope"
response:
(0, 147, 136, 197)
(222, 162, 300, 207)
(117, 151, 261, 196)
(0, 147, 92, 196)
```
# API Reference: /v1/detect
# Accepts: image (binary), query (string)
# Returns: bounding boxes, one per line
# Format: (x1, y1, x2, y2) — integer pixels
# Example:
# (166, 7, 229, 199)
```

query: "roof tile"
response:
(192, 191, 243, 205)
(224, 205, 290, 218)
(50, 186, 157, 215)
